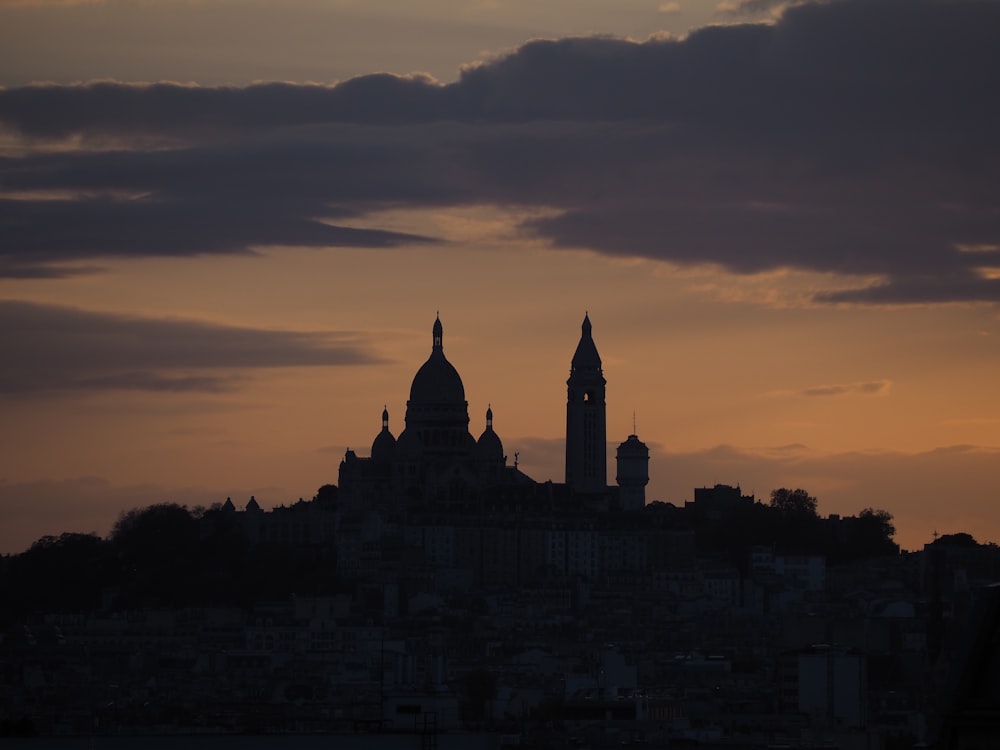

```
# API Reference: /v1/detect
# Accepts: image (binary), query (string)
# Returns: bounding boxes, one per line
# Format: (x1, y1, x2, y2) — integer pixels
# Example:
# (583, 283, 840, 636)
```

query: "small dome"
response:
(371, 407, 396, 462)
(617, 434, 649, 456)
(476, 429, 504, 463)
(371, 428, 396, 462)
(476, 406, 504, 463)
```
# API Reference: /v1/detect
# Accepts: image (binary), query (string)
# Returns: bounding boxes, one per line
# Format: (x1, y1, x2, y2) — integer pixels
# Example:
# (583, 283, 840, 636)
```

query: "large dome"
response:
(410, 351, 466, 403)
(408, 316, 466, 405)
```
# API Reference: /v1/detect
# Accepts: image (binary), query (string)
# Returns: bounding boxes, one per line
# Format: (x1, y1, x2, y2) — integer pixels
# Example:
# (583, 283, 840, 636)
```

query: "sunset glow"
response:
(1, 0, 999, 554)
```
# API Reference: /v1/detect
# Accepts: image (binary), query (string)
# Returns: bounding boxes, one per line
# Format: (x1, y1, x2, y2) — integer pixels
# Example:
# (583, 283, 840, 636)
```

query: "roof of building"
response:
(571, 313, 602, 372)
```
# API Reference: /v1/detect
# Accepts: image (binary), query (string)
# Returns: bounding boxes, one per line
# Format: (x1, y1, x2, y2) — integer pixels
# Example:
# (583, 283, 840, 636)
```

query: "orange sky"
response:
(1, 0, 999, 554)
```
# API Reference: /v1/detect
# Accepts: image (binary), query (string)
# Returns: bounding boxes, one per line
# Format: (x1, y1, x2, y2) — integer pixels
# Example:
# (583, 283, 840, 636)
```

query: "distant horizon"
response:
(3, 423, 995, 556)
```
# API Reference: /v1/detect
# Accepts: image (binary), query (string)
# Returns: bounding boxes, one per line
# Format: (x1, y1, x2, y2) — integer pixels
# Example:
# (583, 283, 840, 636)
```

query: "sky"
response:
(1, 0, 999, 555)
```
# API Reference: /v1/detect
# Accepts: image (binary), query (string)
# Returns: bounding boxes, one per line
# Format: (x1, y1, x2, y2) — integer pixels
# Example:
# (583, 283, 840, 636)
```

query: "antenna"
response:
(633, 410, 637, 435)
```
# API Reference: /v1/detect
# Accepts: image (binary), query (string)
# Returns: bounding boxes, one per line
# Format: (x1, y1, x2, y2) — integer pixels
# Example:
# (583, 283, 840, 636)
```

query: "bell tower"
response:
(565, 313, 607, 494)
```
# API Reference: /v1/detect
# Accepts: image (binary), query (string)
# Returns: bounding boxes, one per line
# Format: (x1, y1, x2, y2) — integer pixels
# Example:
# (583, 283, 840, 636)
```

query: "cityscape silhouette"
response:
(3, 315, 998, 747)
(2, 0, 999, 747)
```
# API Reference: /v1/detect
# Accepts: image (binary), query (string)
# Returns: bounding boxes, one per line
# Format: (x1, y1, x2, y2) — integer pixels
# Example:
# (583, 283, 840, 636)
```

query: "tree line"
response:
(0, 497, 343, 623)
(645, 487, 900, 568)
(0, 486, 901, 622)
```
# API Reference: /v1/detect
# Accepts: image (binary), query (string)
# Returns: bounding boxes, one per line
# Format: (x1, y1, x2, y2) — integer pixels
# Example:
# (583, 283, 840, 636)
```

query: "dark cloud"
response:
(801, 380, 890, 397)
(816, 271, 1000, 305)
(0, 195, 434, 277)
(0, 76, 449, 139)
(0, 0, 998, 302)
(0, 300, 385, 395)
(0, 135, 442, 276)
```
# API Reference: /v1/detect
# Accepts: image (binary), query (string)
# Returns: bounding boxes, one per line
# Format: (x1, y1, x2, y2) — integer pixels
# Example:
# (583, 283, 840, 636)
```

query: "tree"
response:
(932, 532, 978, 548)
(769, 488, 818, 517)
(110, 503, 198, 558)
(858, 507, 896, 539)
(312, 484, 338, 506)
(852, 507, 899, 558)
(109, 503, 200, 607)
(1, 533, 111, 616)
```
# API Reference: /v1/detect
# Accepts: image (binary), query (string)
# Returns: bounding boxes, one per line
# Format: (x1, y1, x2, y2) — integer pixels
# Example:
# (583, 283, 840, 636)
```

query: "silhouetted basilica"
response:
(337, 314, 649, 515)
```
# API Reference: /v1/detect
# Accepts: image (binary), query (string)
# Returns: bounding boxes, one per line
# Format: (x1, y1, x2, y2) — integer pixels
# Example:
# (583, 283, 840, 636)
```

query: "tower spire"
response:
(566, 313, 607, 495)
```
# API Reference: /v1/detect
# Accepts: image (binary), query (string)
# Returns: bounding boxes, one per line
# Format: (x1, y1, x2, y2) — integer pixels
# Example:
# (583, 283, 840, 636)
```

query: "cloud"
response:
(0, 0, 998, 303)
(0, 0, 105, 6)
(0, 133, 441, 277)
(816, 273, 1000, 305)
(0, 300, 385, 395)
(717, 0, 800, 16)
(800, 380, 891, 398)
